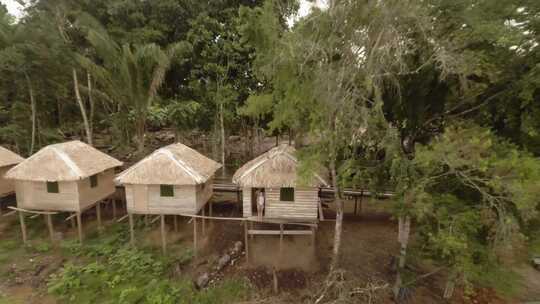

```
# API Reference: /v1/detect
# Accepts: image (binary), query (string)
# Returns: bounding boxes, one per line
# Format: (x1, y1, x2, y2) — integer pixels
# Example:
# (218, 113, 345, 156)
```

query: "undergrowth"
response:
(47, 223, 248, 304)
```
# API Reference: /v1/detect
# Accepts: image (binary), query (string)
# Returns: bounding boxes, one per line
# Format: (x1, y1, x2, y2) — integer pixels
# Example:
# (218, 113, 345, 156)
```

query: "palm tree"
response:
(78, 26, 190, 153)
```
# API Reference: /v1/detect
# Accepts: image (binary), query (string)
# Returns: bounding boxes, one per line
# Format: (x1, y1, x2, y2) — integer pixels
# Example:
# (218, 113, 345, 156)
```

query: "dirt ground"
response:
(1, 191, 540, 303)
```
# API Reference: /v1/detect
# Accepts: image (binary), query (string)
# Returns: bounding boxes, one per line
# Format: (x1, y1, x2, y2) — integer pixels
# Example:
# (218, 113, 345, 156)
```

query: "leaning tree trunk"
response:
(24, 73, 36, 155)
(393, 214, 411, 300)
(87, 71, 95, 143)
(219, 102, 226, 177)
(329, 158, 345, 271)
(73, 69, 92, 146)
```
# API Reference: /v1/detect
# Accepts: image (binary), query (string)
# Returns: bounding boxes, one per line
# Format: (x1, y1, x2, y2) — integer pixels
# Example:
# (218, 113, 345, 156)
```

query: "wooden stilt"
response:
(96, 202, 102, 230)
(358, 192, 364, 216)
(202, 207, 206, 236)
(193, 217, 198, 258)
(272, 266, 279, 293)
(244, 220, 249, 264)
(311, 226, 316, 245)
(128, 213, 135, 246)
(250, 221, 254, 240)
(209, 201, 213, 217)
(18, 211, 27, 245)
(354, 197, 358, 215)
(46, 214, 54, 242)
(173, 215, 178, 232)
(160, 215, 166, 254)
(112, 200, 117, 219)
(279, 224, 284, 258)
(144, 214, 149, 226)
(76, 212, 83, 244)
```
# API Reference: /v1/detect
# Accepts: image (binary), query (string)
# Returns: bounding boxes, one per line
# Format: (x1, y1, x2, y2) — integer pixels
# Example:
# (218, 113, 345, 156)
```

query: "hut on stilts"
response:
(4, 140, 123, 244)
(233, 144, 328, 259)
(115, 143, 221, 253)
(0, 146, 24, 199)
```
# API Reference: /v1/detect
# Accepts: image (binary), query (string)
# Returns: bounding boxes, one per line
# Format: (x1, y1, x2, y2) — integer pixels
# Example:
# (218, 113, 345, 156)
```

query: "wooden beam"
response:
(160, 215, 166, 254)
(117, 214, 129, 223)
(46, 214, 54, 242)
(150, 215, 161, 224)
(248, 230, 313, 235)
(18, 211, 27, 244)
(209, 201, 213, 217)
(76, 212, 83, 244)
(2, 210, 16, 217)
(8, 206, 58, 215)
(128, 213, 135, 246)
(244, 220, 249, 264)
(65, 213, 77, 222)
(173, 215, 178, 232)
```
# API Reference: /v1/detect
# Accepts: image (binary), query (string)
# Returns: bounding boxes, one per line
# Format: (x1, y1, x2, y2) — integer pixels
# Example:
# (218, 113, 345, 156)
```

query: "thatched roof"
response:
(5, 141, 122, 181)
(232, 144, 328, 188)
(115, 143, 221, 185)
(0, 146, 24, 168)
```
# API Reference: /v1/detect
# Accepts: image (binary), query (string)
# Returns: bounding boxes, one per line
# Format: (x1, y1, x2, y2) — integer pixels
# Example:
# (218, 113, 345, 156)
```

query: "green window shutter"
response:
(47, 181, 59, 193)
(90, 174, 98, 188)
(280, 187, 295, 202)
(160, 185, 174, 197)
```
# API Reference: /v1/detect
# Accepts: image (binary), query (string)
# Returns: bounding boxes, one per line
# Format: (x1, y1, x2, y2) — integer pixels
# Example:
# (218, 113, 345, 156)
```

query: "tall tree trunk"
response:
(73, 69, 92, 145)
(393, 214, 411, 300)
(329, 158, 345, 271)
(24, 72, 36, 155)
(219, 102, 226, 176)
(87, 71, 95, 143)
(136, 116, 145, 154)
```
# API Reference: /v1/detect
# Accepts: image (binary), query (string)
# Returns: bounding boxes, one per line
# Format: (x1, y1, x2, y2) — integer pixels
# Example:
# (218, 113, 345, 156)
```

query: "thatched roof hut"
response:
(5, 140, 123, 212)
(6, 140, 122, 181)
(233, 144, 327, 220)
(116, 143, 221, 215)
(116, 143, 221, 185)
(0, 146, 24, 197)
(233, 144, 328, 188)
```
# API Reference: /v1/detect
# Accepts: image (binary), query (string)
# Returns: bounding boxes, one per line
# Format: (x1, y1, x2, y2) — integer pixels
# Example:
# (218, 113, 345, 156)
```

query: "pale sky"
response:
(2, 0, 24, 18)
(1, 0, 326, 22)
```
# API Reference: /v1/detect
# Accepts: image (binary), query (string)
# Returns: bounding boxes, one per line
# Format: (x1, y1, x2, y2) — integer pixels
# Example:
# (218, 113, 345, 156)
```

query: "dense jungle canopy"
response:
(1, 0, 540, 302)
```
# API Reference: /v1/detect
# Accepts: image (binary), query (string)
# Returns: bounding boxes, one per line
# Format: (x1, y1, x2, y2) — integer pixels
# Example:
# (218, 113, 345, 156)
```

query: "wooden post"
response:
(18, 211, 27, 245)
(112, 200, 117, 219)
(354, 197, 358, 215)
(250, 221, 254, 240)
(311, 226, 316, 246)
(96, 202, 102, 230)
(70, 216, 76, 229)
(279, 224, 284, 260)
(144, 214, 149, 226)
(209, 201, 213, 217)
(76, 212, 83, 244)
(244, 220, 249, 264)
(272, 266, 279, 294)
(128, 213, 134, 246)
(193, 217, 198, 258)
(202, 207, 206, 236)
(173, 215, 178, 232)
(46, 214, 54, 242)
(358, 191, 364, 216)
(160, 215, 166, 254)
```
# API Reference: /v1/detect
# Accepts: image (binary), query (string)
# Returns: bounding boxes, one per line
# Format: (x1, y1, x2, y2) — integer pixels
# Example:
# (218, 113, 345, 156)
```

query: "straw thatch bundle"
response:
(5, 141, 122, 181)
(232, 144, 328, 188)
(115, 143, 221, 185)
(0, 146, 24, 168)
